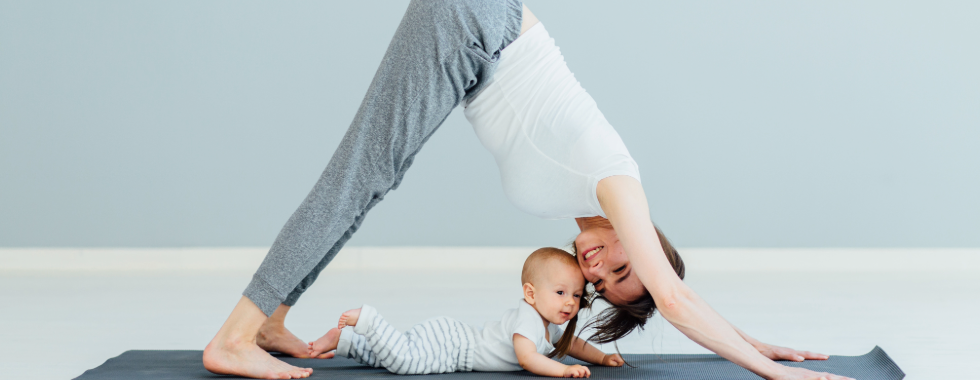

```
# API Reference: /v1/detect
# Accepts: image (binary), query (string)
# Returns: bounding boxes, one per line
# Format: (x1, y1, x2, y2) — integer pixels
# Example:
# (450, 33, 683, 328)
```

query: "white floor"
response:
(1, 248, 977, 379)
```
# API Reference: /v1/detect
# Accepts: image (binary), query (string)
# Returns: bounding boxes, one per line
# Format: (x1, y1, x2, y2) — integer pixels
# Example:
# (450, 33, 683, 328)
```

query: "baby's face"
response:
(532, 262, 586, 325)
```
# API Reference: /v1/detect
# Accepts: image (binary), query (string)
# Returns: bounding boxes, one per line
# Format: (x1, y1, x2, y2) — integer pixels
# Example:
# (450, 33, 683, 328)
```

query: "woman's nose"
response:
(588, 259, 603, 275)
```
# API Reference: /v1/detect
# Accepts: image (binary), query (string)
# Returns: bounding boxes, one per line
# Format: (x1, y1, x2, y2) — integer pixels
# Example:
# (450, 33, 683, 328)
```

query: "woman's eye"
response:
(614, 265, 626, 273)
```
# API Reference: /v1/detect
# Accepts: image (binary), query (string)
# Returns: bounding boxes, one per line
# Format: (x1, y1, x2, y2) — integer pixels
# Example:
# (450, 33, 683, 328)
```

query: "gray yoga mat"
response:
(75, 346, 904, 379)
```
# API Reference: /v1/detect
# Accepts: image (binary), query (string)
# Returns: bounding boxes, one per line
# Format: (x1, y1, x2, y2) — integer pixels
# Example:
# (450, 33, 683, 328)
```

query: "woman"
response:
(204, 2, 851, 379)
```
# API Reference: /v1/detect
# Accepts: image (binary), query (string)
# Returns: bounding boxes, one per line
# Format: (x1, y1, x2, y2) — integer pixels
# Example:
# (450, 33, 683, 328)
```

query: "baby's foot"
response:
(338, 308, 361, 329)
(307, 328, 341, 359)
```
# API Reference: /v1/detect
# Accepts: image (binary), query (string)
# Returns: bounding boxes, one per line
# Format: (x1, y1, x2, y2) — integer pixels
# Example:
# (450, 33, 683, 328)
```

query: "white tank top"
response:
(464, 23, 640, 219)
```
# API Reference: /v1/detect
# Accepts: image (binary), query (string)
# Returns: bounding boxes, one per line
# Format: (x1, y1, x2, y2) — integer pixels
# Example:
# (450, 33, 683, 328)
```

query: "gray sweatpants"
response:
(243, 0, 524, 316)
(337, 305, 478, 374)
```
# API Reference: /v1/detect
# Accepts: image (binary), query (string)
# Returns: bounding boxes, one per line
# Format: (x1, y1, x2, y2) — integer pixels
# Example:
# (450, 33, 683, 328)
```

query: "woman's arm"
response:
(566, 336, 624, 367)
(513, 334, 591, 378)
(595, 175, 848, 380)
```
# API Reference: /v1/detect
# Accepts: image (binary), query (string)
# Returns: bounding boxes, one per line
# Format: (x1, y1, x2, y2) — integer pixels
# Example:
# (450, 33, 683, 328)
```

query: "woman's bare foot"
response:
(203, 297, 312, 379)
(256, 305, 310, 358)
(338, 308, 361, 329)
(257, 322, 311, 359)
(205, 338, 312, 379)
(307, 328, 342, 358)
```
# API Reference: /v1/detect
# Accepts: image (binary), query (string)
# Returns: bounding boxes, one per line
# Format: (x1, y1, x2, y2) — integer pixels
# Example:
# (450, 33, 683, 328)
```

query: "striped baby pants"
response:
(337, 305, 478, 375)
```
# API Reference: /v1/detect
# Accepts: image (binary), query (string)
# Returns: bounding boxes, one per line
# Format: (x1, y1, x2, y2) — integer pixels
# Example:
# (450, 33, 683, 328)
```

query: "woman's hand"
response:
(758, 344, 829, 362)
(601, 353, 625, 367)
(774, 365, 854, 380)
(562, 364, 591, 378)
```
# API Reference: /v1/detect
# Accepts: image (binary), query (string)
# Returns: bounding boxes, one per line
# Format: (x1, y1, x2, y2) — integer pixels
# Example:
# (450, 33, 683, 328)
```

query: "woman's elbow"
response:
(656, 294, 682, 316)
(654, 287, 695, 320)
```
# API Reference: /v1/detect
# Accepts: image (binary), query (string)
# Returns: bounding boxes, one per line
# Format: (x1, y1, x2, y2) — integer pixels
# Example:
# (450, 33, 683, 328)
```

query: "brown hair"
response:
(572, 218, 685, 345)
(521, 247, 592, 360)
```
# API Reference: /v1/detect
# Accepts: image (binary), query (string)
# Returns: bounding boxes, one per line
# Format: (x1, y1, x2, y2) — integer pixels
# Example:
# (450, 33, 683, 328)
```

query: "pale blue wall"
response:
(1, 1, 977, 247)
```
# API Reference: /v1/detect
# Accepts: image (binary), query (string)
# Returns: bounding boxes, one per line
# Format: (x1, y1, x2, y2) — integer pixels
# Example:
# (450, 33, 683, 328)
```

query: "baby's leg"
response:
(307, 328, 341, 359)
(338, 307, 361, 329)
(336, 305, 477, 375)
(306, 307, 361, 358)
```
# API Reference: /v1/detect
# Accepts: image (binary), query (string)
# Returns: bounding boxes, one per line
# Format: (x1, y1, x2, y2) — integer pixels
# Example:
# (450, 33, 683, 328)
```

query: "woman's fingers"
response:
(800, 350, 830, 360)
(766, 346, 797, 361)
(764, 345, 830, 362)
(819, 372, 854, 380)
(812, 371, 854, 380)
(777, 364, 854, 380)
(790, 349, 829, 361)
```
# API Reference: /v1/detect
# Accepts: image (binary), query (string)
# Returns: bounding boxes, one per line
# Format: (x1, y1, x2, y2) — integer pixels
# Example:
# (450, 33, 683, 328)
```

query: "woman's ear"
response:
(522, 282, 536, 305)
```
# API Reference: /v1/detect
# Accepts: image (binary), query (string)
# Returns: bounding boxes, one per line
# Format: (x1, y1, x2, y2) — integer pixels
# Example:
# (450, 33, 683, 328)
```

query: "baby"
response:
(307, 247, 624, 378)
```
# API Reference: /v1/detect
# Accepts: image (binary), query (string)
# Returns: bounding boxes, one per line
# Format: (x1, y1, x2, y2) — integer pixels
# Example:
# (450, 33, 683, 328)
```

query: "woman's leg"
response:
(261, 5, 541, 360)
(246, 0, 523, 318)
(205, 0, 522, 378)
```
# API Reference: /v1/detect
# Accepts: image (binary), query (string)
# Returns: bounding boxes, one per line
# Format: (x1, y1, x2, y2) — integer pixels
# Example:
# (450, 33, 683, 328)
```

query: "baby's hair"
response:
(521, 247, 578, 285)
(521, 247, 591, 360)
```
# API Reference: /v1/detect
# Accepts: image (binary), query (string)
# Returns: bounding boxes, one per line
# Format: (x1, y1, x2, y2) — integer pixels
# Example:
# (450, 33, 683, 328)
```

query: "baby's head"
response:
(521, 247, 590, 358)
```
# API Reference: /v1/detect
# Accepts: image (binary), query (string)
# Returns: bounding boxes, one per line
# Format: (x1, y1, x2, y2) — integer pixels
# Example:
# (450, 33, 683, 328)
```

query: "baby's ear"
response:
(522, 283, 535, 305)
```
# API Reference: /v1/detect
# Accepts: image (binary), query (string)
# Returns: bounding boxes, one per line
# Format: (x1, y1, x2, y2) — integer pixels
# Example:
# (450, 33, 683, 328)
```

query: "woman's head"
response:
(572, 216, 685, 344)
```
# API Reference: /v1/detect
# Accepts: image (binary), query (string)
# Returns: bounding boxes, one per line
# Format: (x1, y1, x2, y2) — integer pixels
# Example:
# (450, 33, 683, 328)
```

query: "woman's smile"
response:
(582, 246, 603, 261)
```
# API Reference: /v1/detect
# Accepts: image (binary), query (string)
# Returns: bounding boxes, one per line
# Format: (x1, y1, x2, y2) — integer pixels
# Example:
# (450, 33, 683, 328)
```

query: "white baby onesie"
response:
(471, 300, 563, 371)
(464, 22, 641, 219)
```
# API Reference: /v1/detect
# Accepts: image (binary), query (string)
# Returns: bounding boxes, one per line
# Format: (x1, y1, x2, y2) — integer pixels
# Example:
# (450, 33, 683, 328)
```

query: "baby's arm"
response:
(566, 336, 625, 367)
(513, 334, 591, 378)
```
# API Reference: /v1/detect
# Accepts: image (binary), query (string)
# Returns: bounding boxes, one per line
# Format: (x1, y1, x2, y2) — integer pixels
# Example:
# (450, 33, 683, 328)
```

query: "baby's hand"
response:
(562, 364, 591, 378)
(602, 353, 624, 367)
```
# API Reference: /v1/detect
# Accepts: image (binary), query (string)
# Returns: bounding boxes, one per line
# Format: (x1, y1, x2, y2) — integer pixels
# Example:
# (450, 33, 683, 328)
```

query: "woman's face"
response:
(574, 227, 646, 305)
